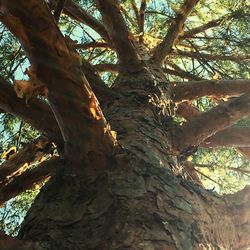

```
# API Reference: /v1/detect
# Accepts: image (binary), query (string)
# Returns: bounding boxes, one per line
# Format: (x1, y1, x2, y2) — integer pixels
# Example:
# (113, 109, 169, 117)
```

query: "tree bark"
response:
(0, 1, 249, 249)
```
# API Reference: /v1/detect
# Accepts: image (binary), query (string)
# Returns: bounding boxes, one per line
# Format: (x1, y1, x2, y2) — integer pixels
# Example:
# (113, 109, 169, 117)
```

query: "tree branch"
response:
(151, 0, 200, 65)
(0, 136, 53, 184)
(81, 59, 116, 104)
(172, 49, 250, 62)
(139, 0, 147, 40)
(0, 158, 57, 206)
(94, 0, 143, 73)
(171, 79, 250, 102)
(74, 41, 110, 50)
(201, 127, 250, 148)
(172, 90, 250, 153)
(0, 76, 62, 143)
(0, 0, 115, 171)
(94, 63, 121, 73)
(175, 102, 250, 161)
(48, 0, 110, 42)
(53, 0, 67, 23)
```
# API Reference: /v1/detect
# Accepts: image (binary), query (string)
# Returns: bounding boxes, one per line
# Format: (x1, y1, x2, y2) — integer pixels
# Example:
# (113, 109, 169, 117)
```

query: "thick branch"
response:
(0, 158, 57, 206)
(94, 63, 121, 73)
(175, 101, 200, 120)
(151, 0, 200, 65)
(0, 76, 61, 143)
(94, 0, 142, 73)
(176, 102, 250, 161)
(201, 127, 250, 148)
(0, 0, 115, 172)
(171, 79, 250, 102)
(172, 90, 250, 153)
(0, 136, 52, 183)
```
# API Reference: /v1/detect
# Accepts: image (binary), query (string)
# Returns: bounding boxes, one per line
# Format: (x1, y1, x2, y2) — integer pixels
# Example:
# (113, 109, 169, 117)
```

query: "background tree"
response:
(0, 0, 249, 249)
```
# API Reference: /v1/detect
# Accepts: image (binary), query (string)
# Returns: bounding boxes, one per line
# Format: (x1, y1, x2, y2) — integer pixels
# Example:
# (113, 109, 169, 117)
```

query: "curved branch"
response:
(171, 79, 250, 102)
(151, 0, 200, 65)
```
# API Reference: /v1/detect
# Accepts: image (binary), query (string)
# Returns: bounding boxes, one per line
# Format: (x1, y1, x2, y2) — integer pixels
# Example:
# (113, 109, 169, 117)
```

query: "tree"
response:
(0, 0, 249, 249)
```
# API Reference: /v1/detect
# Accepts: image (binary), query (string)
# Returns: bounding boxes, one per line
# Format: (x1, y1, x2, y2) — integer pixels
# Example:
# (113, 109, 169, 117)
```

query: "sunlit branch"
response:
(0, 136, 53, 184)
(151, 0, 200, 65)
(130, 0, 140, 26)
(0, 0, 115, 169)
(175, 101, 250, 160)
(0, 158, 57, 206)
(81, 59, 116, 104)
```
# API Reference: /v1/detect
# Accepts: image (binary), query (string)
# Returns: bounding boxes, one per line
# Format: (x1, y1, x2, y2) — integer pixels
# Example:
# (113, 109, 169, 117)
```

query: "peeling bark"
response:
(0, 76, 62, 143)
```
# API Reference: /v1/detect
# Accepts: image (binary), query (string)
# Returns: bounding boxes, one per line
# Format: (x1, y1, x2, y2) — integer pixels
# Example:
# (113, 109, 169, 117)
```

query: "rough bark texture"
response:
(0, 0, 249, 249)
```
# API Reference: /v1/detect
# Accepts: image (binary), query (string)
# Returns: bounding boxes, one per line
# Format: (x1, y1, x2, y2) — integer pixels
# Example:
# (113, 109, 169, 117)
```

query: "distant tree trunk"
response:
(17, 75, 249, 250)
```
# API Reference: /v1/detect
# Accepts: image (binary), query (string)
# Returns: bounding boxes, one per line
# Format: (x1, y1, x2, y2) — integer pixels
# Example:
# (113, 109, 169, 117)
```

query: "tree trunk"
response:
(17, 76, 248, 250)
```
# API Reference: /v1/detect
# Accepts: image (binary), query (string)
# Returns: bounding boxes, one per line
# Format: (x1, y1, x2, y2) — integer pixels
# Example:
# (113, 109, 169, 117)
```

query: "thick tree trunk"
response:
(18, 155, 238, 250)
(17, 76, 249, 250)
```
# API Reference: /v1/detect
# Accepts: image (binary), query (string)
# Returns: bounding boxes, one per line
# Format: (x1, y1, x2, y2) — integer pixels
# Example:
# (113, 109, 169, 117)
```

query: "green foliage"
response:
(0, 189, 40, 236)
